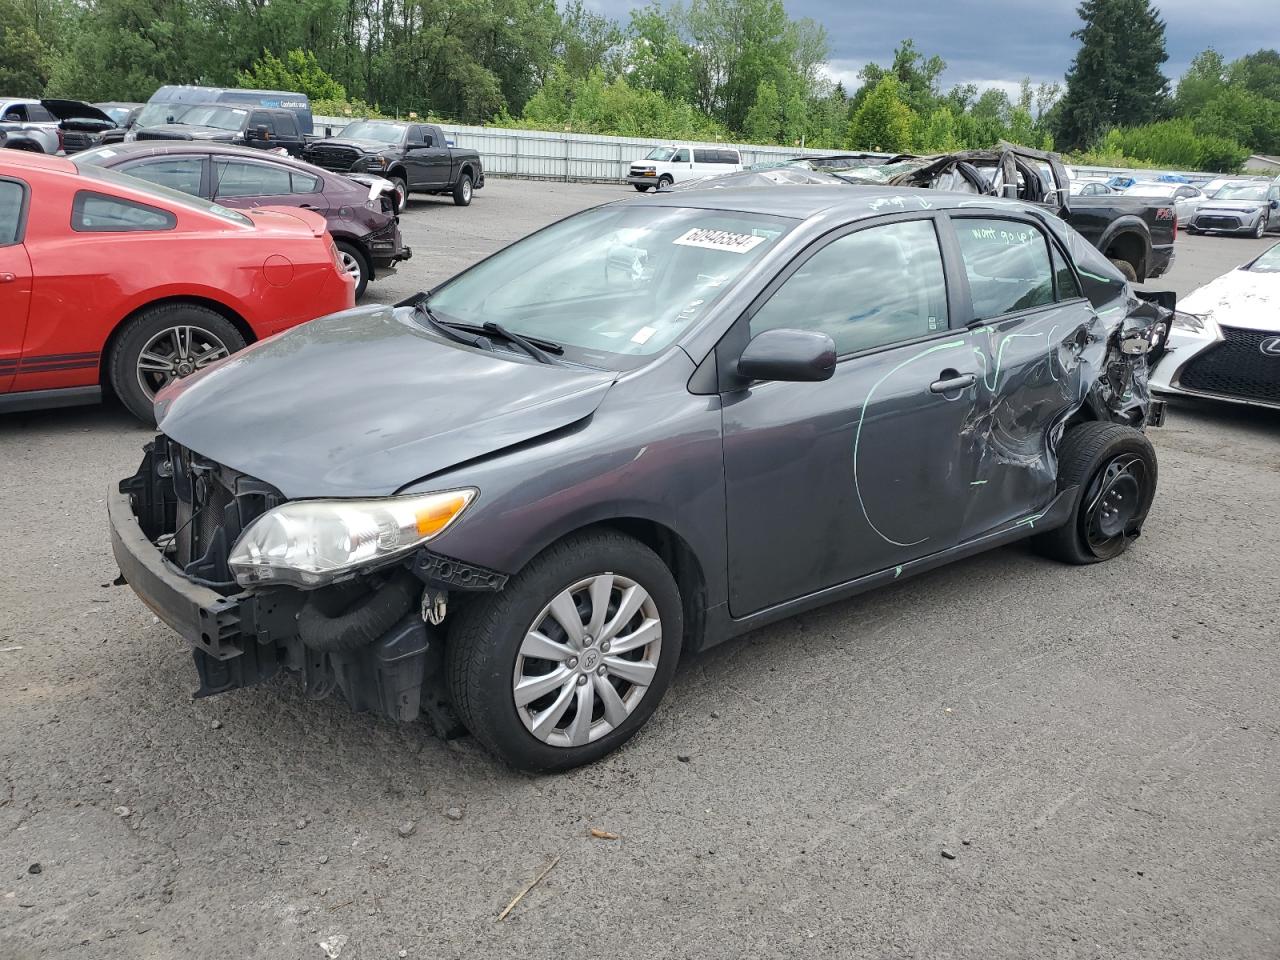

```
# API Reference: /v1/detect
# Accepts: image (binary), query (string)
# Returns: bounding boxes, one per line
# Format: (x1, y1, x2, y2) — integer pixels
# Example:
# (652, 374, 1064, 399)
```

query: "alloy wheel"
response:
(462, 179, 472, 203)
(1082, 453, 1148, 555)
(513, 573, 662, 748)
(135, 325, 230, 399)
(338, 249, 364, 284)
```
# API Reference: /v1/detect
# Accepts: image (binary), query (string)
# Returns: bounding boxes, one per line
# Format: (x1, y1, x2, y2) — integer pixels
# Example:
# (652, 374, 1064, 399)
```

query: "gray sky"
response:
(588, 0, 1273, 97)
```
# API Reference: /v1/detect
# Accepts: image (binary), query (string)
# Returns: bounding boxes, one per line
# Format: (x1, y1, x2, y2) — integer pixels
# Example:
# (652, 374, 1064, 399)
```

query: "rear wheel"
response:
(453, 173, 473, 206)
(1109, 257, 1138, 282)
(1033, 422, 1158, 564)
(110, 304, 246, 424)
(334, 240, 370, 299)
(446, 530, 683, 772)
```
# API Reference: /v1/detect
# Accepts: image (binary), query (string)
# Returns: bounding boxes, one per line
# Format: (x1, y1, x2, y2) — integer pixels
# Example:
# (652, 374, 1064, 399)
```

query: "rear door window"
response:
(274, 113, 298, 138)
(248, 112, 275, 135)
(71, 192, 176, 232)
(2, 104, 27, 121)
(953, 217, 1055, 320)
(213, 159, 294, 198)
(121, 156, 206, 197)
(1051, 244, 1082, 300)
(0, 179, 27, 244)
(291, 170, 321, 193)
(27, 104, 54, 122)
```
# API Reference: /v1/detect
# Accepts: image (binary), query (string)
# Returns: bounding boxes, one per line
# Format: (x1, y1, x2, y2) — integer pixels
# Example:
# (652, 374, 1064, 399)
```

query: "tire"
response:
(1183, 224, 1197, 235)
(1032, 422, 1158, 565)
(109, 303, 246, 424)
(334, 240, 370, 299)
(1253, 218, 1266, 239)
(657, 175, 673, 190)
(633, 184, 652, 192)
(446, 530, 683, 772)
(452, 173, 473, 206)
(391, 175, 408, 214)
(1109, 257, 1138, 282)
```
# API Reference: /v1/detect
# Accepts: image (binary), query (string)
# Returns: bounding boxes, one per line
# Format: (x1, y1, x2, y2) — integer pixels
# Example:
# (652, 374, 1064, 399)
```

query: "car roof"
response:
(0, 150, 76, 174)
(631, 183, 1032, 221)
(84, 141, 326, 171)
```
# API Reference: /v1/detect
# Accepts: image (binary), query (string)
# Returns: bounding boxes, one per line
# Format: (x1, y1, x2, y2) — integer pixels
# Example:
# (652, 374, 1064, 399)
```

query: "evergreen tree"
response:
(1055, 0, 1171, 149)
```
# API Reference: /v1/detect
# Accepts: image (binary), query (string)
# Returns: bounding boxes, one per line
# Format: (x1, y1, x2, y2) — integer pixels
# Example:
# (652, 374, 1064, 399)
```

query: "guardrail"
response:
(313, 117, 854, 182)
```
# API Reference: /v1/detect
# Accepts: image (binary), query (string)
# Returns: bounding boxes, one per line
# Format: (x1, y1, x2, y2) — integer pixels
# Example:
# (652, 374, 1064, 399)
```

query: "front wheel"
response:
(452, 173, 473, 206)
(657, 175, 673, 190)
(1253, 218, 1266, 239)
(110, 304, 246, 424)
(446, 530, 683, 772)
(391, 175, 408, 214)
(633, 184, 652, 192)
(1033, 422, 1158, 564)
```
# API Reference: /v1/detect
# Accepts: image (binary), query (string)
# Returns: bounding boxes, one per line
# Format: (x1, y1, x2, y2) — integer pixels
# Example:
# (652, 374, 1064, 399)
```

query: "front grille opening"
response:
(1179, 326, 1280, 404)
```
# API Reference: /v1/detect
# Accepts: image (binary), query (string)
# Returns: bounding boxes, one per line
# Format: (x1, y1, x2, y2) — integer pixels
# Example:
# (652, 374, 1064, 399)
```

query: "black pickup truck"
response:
(824, 144, 1176, 282)
(131, 105, 307, 157)
(303, 120, 484, 212)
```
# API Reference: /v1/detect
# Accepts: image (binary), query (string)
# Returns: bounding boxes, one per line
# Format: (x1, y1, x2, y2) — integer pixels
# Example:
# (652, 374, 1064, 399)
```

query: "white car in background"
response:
(626, 145, 742, 191)
(1149, 242, 1280, 409)
(1123, 180, 1206, 222)
(1069, 177, 1116, 196)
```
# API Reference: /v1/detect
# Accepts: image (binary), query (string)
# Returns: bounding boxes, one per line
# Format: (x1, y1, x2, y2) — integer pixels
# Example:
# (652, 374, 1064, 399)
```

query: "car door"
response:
(211, 157, 317, 212)
(415, 126, 452, 188)
(0, 176, 33, 394)
(1268, 182, 1280, 231)
(946, 214, 1100, 542)
(668, 148, 692, 182)
(719, 214, 980, 616)
(116, 154, 210, 200)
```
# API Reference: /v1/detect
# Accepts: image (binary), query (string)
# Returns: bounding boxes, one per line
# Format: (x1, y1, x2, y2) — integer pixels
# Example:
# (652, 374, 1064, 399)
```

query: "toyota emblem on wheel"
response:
(1260, 336, 1280, 358)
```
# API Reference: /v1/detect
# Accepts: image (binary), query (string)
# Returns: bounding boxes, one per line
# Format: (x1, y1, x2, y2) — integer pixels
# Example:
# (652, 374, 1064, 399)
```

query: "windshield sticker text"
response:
(674, 228, 767, 254)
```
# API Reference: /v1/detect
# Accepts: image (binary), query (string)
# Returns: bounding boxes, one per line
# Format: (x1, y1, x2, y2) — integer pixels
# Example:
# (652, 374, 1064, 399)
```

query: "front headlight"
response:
(374, 155, 390, 169)
(228, 489, 476, 588)
(1171, 311, 1204, 332)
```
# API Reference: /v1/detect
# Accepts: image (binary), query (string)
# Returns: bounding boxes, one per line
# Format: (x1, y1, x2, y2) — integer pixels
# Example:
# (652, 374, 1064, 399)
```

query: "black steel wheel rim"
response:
(1083, 453, 1147, 554)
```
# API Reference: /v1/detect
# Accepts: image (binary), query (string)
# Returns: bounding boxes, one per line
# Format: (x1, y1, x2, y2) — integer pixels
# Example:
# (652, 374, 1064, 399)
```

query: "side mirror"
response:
(255, 125, 271, 140)
(1270, 199, 1278, 210)
(737, 328, 836, 383)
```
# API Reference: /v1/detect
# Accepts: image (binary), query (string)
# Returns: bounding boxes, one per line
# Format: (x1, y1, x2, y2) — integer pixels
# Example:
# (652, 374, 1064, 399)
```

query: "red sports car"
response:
(0, 150, 355, 421)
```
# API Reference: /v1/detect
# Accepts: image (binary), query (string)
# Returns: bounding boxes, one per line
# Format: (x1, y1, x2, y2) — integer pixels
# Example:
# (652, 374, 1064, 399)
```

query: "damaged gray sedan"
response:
(110, 186, 1171, 771)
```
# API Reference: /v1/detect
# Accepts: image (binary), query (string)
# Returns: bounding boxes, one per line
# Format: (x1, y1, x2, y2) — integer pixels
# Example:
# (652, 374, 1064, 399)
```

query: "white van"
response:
(627, 145, 743, 191)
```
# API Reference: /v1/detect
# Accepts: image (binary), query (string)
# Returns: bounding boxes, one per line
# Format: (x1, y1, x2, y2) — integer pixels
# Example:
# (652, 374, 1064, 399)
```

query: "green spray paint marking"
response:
(894, 565, 903, 578)
(1015, 512, 1046, 529)
(853, 338, 967, 547)
(970, 480, 988, 485)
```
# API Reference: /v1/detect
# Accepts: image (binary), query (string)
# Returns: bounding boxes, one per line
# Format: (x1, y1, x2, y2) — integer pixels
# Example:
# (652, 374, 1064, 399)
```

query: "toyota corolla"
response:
(110, 187, 1170, 771)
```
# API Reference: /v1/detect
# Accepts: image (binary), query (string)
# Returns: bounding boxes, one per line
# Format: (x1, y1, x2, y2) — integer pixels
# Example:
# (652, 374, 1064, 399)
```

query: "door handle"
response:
(929, 371, 976, 393)
(0, 272, 15, 283)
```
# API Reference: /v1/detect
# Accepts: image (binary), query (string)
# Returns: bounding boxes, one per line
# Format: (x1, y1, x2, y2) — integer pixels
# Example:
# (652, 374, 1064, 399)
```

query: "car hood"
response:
(41, 98, 115, 124)
(136, 124, 235, 141)
(1198, 199, 1267, 213)
(154, 305, 618, 498)
(1181, 268, 1280, 333)
(309, 137, 389, 153)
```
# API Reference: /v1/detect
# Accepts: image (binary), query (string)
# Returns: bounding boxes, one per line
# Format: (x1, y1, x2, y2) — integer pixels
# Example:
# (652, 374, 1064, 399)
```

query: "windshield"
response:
(427, 205, 794, 367)
(72, 160, 253, 226)
(135, 103, 193, 128)
(99, 105, 133, 125)
(1248, 243, 1280, 273)
(1212, 183, 1267, 202)
(339, 121, 406, 143)
(176, 105, 247, 131)
(644, 147, 677, 161)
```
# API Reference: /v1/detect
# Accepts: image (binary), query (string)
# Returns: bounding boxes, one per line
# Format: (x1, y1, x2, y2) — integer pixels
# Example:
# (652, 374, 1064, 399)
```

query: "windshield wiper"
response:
(479, 322, 560, 364)
(402, 296, 491, 350)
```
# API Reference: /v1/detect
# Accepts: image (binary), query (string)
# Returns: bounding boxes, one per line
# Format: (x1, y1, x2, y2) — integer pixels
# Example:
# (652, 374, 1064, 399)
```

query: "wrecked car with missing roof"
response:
(110, 186, 1170, 771)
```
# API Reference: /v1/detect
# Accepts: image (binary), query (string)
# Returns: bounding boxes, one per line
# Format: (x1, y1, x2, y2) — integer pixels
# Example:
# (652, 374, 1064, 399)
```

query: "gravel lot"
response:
(2, 179, 1278, 960)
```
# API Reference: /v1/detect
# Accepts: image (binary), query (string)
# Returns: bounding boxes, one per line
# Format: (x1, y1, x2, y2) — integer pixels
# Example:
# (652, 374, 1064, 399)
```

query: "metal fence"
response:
(312, 116, 1228, 187)
(313, 117, 852, 182)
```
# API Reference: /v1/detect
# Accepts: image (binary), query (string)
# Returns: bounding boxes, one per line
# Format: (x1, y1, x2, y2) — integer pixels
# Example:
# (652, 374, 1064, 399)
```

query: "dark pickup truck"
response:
(304, 120, 484, 212)
(825, 144, 1176, 282)
(131, 105, 307, 157)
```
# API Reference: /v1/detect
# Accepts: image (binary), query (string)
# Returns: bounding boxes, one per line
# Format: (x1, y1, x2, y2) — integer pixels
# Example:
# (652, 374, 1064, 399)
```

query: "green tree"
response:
(0, 0, 48, 92)
(742, 78, 782, 143)
(920, 106, 958, 152)
(847, 74, 916, 152)
(238, 50, 345, 101)
(1055, 0, 1171, 150)
(556, 0, 621, 79)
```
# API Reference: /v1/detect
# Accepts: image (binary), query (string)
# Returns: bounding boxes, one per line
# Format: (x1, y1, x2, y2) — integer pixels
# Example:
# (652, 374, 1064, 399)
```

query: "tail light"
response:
(57, 128, 65, 153)
(326, 237, 343, 275)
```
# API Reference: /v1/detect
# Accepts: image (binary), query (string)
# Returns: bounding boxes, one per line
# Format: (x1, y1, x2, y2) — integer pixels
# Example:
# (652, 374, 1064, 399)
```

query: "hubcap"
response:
(339, 250, 363, 283)
(463, 180, 472, 202)
(135, 325, 230, 399)
(513, 573, 662, 748)
(1084, 454, 1147, 552)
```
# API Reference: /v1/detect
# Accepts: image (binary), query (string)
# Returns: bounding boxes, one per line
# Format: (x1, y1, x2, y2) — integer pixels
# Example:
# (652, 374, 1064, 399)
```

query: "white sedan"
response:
(1123, 181, 1206, 222)
(1149, 242, 1280, 409)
